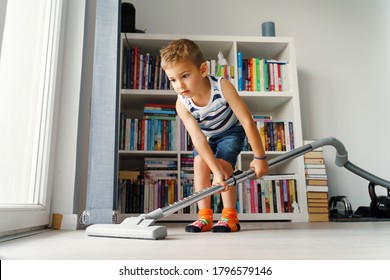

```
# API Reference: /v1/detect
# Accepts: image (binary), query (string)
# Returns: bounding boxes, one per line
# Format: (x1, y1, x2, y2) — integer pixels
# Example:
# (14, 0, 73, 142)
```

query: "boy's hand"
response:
(249, 159, 269, 178)
(212, 172, 229, 192)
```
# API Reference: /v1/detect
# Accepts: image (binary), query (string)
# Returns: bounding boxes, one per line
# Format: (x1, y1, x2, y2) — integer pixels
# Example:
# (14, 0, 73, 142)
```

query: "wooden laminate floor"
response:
(1, 221, 390, 260)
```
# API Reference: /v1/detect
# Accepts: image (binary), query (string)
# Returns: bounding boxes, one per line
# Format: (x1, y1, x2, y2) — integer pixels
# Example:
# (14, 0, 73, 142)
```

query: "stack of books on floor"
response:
(304, 140, 329, 222)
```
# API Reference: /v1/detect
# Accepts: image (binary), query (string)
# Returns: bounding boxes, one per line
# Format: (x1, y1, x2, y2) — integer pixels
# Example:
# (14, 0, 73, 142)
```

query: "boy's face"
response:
(164, 60, 208, 99)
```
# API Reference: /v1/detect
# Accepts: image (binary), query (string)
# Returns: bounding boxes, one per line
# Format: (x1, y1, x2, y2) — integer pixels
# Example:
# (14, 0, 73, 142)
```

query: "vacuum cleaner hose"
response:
(344, 161, 390, 190)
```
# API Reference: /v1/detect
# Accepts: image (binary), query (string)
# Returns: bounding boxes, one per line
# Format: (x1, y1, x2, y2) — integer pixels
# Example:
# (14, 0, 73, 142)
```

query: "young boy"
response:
(160, 39, 269, 233)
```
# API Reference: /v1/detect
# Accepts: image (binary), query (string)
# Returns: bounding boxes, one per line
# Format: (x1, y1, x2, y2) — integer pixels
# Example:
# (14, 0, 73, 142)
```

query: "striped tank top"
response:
(179, 75, 240, 137)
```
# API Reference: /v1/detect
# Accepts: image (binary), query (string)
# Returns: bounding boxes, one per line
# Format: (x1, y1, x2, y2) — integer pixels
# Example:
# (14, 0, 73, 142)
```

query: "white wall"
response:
(129, 0, 390, 210)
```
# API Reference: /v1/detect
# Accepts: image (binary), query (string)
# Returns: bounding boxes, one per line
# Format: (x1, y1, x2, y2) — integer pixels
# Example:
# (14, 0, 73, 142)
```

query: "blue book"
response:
(143, 109, 176, 115)
(130, 118, 134, 150)
(237, 51, 243, 91)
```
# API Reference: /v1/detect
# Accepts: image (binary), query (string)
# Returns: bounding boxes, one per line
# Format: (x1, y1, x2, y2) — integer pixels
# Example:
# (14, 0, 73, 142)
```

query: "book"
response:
(307, 191, 328, 199)
(305, 168, 327, 175)
(308, 213, 329, 222)
(308, 201, 328, 207)
(306, 179, 328, 186)
(306, 185, 329, 192)
(237, 51, 243, 90)
(119, 170, 140, 180)
(308, 207, 329, 214)
(303, 151, 324, 159)
(304, 164, 326, 169)
(304, 158, 325, 164)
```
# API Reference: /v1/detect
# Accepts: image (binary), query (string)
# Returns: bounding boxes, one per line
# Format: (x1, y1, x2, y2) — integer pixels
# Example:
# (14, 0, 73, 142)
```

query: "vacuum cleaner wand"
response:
(146, 169, 257, 220)
(85, 137, 390, 240)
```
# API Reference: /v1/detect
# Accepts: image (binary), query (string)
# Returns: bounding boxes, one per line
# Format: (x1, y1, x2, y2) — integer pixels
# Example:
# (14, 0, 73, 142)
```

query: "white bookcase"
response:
(118, 33, 308, 222)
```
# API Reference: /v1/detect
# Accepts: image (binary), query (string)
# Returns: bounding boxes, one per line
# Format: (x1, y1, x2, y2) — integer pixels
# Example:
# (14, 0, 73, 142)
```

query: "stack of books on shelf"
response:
(119, 103, 177, 151)
(144, 157, 178, 213)
(122, 46, 172, 90)
(304, 140, 329, 222)
(242, 115, 294, 152)
(237, 51, 289, 92)
(205, 58, 234, 82)
(118, 158, 179, 214)
(118, 170, 143, 214)
(180, 155, 221, 214)
(239, 175, 299, 214)
(180, 154, 195, 214)
(179, 120, 194, 152)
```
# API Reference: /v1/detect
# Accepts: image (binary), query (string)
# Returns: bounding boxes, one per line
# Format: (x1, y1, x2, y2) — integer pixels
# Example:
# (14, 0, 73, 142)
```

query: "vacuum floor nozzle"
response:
(86, 217, 167, 240)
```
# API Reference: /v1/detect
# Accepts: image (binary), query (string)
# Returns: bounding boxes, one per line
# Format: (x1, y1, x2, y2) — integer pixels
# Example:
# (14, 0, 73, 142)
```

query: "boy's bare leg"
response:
(217, 158, 235, 208)
(193, 155, 212, 209)
(185, 155, 213, 232)
(213, 158, 240, 232)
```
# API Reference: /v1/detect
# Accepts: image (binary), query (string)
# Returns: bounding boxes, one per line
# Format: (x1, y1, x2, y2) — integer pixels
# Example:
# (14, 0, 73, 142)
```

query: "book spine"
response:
(132, 47, 139, 89)
(237, 51, 243, 91)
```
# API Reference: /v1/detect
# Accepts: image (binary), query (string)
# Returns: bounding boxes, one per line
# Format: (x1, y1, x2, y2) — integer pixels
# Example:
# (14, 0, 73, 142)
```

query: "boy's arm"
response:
(220, 79, 269, 178)
(175, 98, 227, 186)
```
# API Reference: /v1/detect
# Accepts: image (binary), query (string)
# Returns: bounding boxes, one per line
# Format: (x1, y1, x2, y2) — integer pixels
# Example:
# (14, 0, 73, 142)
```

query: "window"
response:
(0, 0, 62, 234)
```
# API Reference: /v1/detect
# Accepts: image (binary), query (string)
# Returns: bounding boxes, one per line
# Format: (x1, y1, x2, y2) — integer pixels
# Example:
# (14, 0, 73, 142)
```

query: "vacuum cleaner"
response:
(85, 137, 390, 240)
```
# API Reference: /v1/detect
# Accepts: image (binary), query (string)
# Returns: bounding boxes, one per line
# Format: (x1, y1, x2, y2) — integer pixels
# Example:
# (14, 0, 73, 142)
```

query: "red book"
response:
(144, 103, 176, 110)
(277, 63, 282, 91)
(132, 47, 139, 89)
(268, 63, 275, 91)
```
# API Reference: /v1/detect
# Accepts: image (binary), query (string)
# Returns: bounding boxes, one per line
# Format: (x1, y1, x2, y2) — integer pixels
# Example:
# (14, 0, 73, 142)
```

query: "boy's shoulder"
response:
(208, 75, 223, 91)
(208, 75, 222, 83)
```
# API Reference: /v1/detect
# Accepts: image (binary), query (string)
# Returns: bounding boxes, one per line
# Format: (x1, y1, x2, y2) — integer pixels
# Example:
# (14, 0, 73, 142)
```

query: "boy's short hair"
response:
(160, 38, 205, 70)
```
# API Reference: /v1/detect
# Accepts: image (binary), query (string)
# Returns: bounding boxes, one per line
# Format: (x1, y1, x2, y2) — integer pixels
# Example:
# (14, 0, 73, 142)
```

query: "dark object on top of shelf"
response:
(121, 2, 145, 33)
(368, 182, 390, 218)
(261, 21, 275, 37)
(329, 196, 353, 218)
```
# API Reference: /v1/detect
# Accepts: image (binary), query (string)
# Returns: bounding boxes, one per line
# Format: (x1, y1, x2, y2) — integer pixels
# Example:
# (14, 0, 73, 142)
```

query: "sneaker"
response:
(185, 218, 212, 233)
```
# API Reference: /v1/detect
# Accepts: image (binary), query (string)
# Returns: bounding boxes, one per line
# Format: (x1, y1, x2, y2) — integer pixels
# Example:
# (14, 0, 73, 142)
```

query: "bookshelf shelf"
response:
(120, 91, 176, 109)
(119, 150, 178, 156)
(117, 33, 308, 222)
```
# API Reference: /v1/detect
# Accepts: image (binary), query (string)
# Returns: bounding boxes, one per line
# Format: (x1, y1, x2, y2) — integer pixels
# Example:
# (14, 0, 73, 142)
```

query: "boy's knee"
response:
(194, 155, 207, 168)
(215, 158, 233, 178)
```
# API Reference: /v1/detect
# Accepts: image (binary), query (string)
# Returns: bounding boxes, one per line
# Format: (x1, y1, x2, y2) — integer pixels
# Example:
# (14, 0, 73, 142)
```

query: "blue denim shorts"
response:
(193, 125, 245, 168)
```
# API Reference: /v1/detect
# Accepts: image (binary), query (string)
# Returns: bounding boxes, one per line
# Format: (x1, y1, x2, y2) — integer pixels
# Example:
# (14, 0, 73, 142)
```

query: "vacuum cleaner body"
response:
(368, 182, 390, 218)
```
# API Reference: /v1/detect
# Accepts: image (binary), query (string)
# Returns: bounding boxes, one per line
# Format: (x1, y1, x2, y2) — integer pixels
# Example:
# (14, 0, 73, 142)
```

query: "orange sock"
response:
(212, 208, 240, 232)
(185, 208, 213, 233)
